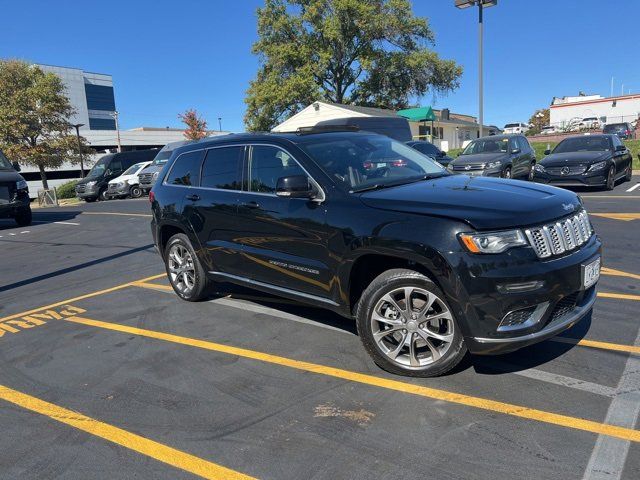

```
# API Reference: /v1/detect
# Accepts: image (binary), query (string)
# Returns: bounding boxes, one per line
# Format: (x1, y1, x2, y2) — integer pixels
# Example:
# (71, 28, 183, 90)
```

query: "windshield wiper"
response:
(351, 172, 447, 193)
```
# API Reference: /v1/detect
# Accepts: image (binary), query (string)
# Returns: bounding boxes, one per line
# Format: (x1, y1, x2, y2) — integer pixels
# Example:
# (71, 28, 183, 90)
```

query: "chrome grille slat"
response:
(526, 210, 593, 259)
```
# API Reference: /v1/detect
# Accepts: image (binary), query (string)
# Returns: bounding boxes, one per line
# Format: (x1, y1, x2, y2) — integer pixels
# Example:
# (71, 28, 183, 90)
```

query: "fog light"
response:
(497, 302, 549, 332)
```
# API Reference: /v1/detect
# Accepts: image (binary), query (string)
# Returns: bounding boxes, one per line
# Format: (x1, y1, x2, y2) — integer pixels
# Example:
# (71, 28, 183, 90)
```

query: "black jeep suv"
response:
(150, 130, 601, 377)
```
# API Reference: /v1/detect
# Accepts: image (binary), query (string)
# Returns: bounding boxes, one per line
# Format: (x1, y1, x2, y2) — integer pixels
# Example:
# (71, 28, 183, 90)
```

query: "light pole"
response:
(71, 123, 86, 178)
(218, 117, 222, 132)
(110, 111, 122, 152)
(455, 0, 497, 138)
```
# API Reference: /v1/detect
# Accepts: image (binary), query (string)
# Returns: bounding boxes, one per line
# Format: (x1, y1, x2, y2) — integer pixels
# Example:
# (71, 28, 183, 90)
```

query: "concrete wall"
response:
(550, 94, 640, 128)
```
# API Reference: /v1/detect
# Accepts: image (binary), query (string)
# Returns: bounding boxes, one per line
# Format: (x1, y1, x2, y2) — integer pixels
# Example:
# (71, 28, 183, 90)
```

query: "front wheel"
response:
(14, 207, 32, 227)
(605, 165, 615, 191)
(528, 162, 536, 181)
(355, 269, 467, 377)
(164, 233, 214, 301)
(502, 166, 512, 179)
(129, 185, 143, 198)
(624, 163, 633, 182)
(98, 188, 109, 201)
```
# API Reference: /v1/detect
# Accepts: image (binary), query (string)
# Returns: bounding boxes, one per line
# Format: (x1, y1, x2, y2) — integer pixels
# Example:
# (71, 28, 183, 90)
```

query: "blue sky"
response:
(2, 0, 639, 131)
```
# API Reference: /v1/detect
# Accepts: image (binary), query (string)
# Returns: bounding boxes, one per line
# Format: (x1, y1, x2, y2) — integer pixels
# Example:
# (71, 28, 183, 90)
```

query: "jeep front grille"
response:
(525, 210, 593, 258)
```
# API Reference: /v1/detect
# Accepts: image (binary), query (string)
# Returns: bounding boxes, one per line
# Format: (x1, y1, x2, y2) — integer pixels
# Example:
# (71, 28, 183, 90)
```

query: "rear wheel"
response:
(605, 165, 615, 191)
(356, 269, 467, 377)
(164, 233, 214, 301)
(98, 187, 109, 201)
(624, 163, 633, 182)
(14, 207, 32, 227)
(129, 185, 143, 198)
(84, 197, 96, 203)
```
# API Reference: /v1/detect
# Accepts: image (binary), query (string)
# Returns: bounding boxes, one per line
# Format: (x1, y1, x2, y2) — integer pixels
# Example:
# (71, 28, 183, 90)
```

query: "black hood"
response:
(0, 169, 25, 183)
(541, 151, 611, 167)
(358, 175, 582, 230)
(451, 153, 509, 167)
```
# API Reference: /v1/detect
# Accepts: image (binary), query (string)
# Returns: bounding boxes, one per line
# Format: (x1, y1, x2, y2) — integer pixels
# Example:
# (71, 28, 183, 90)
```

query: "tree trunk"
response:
(38, 164, 49, 190)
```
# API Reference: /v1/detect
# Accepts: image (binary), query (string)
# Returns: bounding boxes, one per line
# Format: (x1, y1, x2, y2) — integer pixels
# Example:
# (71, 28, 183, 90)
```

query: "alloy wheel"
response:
(607, 166, 615, 190)
(167, 244, 196, 294)
(370, 286, 455, 369)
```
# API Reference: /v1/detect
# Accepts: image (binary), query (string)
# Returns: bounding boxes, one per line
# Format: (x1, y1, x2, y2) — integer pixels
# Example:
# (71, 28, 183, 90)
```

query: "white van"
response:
(503, 123, 529, 134)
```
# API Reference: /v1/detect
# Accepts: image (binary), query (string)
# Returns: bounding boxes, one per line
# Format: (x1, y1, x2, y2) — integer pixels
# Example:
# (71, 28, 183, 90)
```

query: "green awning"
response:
(397, 106, 436, 122)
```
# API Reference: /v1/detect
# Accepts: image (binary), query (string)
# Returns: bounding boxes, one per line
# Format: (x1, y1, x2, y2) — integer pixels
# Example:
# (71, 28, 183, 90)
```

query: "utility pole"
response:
(72, 123, 86, 178)
(218, 117, 222, 132)
(112, 111, 122, 152)
(611, 77, 614, 97)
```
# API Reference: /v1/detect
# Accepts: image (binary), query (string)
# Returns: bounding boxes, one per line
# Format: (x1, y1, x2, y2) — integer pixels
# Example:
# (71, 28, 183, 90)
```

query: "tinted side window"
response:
(518, 136, 530, 151)
(109, 159, 122, 173)
(166, 150, 204, 186)
(201, 146, 244, 190)
(249, 145, 306, 193)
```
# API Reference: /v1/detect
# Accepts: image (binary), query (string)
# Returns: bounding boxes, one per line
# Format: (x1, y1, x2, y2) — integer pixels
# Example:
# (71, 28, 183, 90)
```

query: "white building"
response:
(272, 101, 497, 151)
(550, 93, 640, 129)
(38, 64, 117, 131)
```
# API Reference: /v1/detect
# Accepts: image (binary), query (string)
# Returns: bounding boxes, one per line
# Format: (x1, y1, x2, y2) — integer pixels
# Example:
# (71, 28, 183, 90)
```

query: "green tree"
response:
(245, 0, 462, 131)
(527, 108, 550, 136)
(179, 108, 208, 140)
(0, 60, 86, 189)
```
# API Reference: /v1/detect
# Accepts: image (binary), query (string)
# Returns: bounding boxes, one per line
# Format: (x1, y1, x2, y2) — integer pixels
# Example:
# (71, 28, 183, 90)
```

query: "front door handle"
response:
(185, 194, 200, 201)
(242, 201, 260, 209)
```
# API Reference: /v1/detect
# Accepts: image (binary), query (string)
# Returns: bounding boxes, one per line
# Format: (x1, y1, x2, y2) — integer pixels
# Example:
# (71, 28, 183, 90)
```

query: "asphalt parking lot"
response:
(1, 178, 639, 480)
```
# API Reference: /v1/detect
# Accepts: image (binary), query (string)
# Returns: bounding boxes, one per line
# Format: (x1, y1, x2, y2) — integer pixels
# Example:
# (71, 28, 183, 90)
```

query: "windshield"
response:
(299, 134, 446, 192)
(151, 150, 172, 166)
(504, 123, 520, 128)
(461, 137, 509, 155)
(412, 142, 440, 156)
(87, 157, 109, 178)
(123, 162, 146, 176)
(552, 136, 611, 153)
(0, 150, 13, 170)
(603, 124, 625, 132)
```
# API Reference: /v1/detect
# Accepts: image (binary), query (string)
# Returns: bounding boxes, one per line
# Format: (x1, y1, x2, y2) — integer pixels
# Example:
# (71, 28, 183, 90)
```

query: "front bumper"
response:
(533, 170, 607, 187)
(107, 183, 131, 197)
(0, 192, 30, 218)
(76, 184, 99, 199)
(445, 234, 602, 355)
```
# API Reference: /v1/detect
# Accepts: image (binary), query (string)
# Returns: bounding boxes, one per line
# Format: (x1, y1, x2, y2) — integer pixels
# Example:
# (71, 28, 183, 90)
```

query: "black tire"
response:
(355, 268, 467, 377)
(84, 197, 96, 203)
(605, 165, 615, 191)
(528, 162, 535, 181)
(14, 207, 32, 227)
(98, 187, 109, 201)
(502, 166, 512, 179)
(129, 185, 143, 198)
(164, 233, 214, 301)
(624, 163, 633, 182)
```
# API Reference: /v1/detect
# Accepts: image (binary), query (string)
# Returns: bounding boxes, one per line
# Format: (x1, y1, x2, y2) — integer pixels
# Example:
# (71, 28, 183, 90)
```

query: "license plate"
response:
(583, 257, 600, 289)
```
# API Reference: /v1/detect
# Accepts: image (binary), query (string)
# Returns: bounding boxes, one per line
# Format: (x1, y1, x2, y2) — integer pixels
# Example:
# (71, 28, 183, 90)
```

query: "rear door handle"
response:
(242, 201, 260, 209)
(185, 194, 200, 201)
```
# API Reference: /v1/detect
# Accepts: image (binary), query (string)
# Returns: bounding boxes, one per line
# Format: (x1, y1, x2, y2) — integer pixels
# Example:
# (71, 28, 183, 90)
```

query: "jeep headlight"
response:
(16, 179, 28, 191)
(485, 161, 502, 169)
(459, 230, 527, 254)
(86, 180, 96, 187)
(587, 161, 607, 172)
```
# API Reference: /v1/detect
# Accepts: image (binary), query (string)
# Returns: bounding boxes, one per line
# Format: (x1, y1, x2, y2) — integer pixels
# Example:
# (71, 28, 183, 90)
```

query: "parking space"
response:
(1, 194, 639, 480)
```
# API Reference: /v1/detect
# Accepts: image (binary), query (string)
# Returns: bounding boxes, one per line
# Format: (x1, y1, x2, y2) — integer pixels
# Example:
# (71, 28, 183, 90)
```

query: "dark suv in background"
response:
(603, 122, 634, 140)
(447, 134, 536, 179)
(0, 149, 31, 226)
(150, 129, 601, 377)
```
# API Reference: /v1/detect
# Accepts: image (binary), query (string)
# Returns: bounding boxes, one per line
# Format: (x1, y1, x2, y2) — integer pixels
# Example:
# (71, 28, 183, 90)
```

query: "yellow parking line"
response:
(598, 292, 640, 301)
(82, 212, 153, 218)
(601, 267, 640, 281)
(131, 281, 172, 292)
(62, 315, 640, 443)
(590, 213, 640, 221)
(0, 274, 166, 323)
(0, 384, 255, 480)
(552, 337, 640, 355)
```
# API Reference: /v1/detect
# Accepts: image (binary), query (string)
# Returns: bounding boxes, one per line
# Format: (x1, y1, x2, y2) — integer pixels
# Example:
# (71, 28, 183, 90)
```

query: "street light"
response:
(455, 0, 498, 138)
(71, 123, 86, 178)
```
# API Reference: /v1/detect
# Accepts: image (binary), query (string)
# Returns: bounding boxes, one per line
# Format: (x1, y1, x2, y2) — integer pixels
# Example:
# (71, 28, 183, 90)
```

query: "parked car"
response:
(0, 149, 31, 226)
(603, 122, 634, 140)
(447, 134, 536, 180)
(150, 129, 601, 377)
(540, 125, 559, 135)
(314, 116, 412, 142)
(406, 140, 454, 168)
(106, 161, 152, 199)
(533, 134, 633, 190)
(502, 123, 529, 135)
(579, 117, 601, 130)
(138, 140, 196, 194)
(76, 150, 158, 202)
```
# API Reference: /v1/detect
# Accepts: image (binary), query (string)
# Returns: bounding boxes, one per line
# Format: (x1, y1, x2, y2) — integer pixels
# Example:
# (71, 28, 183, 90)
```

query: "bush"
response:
(56, 180, 78, 199)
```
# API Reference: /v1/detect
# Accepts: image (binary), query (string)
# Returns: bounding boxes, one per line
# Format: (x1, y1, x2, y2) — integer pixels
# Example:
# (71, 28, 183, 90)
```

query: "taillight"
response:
(149, 190, 155, 203)
(391, 159, 407, 167)
(363, 161, 373, 170)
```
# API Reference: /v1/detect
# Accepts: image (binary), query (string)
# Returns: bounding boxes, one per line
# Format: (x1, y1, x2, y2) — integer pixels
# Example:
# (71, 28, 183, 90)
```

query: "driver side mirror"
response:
(615, 145, 626, 152)
(511, 148, 521, 154)
(276, 175, 317, 199)
(544, 149, 551, 155)
(105, 169, 112, 176)
(11, 161, 20, 172)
